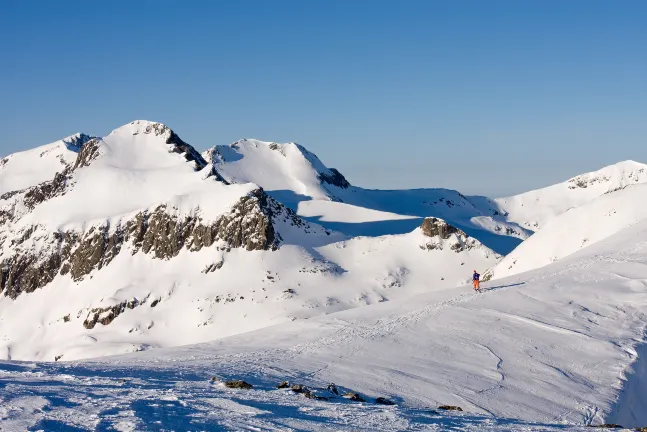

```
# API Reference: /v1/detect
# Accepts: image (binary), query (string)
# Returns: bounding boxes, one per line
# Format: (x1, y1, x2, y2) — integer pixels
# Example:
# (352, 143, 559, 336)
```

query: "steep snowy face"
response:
(0, 133, 93, 194)
(494, 160, 647, 230)
(488, 182, 647, 280)
(204, 139, 350, 202)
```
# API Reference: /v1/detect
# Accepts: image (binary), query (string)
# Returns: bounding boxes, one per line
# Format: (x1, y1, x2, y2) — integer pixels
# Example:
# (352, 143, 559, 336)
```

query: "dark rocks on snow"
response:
(375, 397, 395, 405)
(224, 380, 253, 390)
(326, 383, 339, 395)
(149, 299, 160, 308)
(1, 188, 297, 299)
(420, 218, 463, 240)
(342, 392, 366, 402)
(318, 168, 350, 189)
(202, 261, 224, 273)
(73, 138, 102, 170)
(277, 381, 290, 389)
(54, 355, 63, 361)
(290, 384, 309, 394)
(83, 298, 142, 329)
(438, 405, 463, 411)
(586, 425, 623, 429)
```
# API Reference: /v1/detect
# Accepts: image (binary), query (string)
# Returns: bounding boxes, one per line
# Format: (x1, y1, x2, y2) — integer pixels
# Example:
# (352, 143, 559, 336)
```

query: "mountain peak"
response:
(102, 120, 208, 172)
(566, 159, 647, 191)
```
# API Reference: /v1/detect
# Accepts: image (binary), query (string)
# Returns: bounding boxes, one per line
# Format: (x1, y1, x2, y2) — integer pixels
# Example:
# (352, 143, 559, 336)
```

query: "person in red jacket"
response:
(472, 270, 481, 291)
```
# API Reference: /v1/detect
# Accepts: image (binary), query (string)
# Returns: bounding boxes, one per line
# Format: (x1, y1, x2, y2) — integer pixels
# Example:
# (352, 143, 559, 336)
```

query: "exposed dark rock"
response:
(318, 168, 350, 189)
(72, 138, 102, 170)
(304, 391, 328, 401)
(54, 355, 63, 362)
(376, 397, 395, 405)
(224, 380, 253, 390)
(438, 405, 463, 411)
(150, 299, 160, 308)
(1, 184, 312, 300)
(327, 383, 339, 395)
(277, 381, 290, 389)
(63, 314, 71, 323)
(23, 170, 71, 211)
(586, 425, 623, 429)
(69, 225, 124, 280)
(291, 384, 309, 394)
(342, 392, 365, 402)
(83, 298, 142, 329)
(421, 218, 462, 239)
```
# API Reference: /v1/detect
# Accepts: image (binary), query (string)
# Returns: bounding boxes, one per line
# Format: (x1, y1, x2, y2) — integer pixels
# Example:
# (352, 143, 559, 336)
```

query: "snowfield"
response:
(1, 120, 647, 430)
(2, 219, 647, 430)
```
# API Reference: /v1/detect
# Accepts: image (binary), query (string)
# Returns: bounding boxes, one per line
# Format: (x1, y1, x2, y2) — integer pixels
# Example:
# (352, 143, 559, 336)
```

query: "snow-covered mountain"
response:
(492, 160, 647, 230)
(0, 133, 93, 195)
(3, 214, 647, 430)
(204, 138, 532, 254)
(0, 121, 501, 361)
(2, 120, 647, 430)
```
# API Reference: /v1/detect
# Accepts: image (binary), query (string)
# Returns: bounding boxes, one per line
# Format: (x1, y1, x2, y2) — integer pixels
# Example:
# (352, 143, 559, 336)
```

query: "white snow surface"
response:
(0, 133, 90, 195)
(1, 218, 647, 430)
(205, 139, 532, 255)
(491, 182, 647, 279)
(494, 160, 647, 230)
(0, 121, 500, 363)
(2, 122, 647, 430)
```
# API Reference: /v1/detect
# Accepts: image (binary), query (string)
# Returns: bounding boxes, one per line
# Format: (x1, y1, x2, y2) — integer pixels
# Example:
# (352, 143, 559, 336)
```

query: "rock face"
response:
(224, 380, 253, 390)
(0, 188, 290, 299)
(0, 122, 322, 300)
(318, 168, 350, 189)
(421, 217, 462, 239)
(419, 217, 489, 254)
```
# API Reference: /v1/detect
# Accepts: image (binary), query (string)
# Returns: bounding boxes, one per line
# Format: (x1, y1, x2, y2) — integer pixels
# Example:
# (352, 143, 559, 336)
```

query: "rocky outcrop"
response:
(438, 405, 463, 411)
(0, 189, 301, 299)
(419, 217, 485, 253)
(421, 217, 462, 239)
(342, 392, 366, 402)
(72, 138, 102, 170)
(318, 168, 350, 189)
(83, 298, 143, 329)
(224, 380, 253, 389)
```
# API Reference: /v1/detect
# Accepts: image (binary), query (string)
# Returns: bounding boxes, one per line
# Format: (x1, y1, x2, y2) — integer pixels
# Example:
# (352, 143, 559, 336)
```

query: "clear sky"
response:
(1, 0, 645, 197)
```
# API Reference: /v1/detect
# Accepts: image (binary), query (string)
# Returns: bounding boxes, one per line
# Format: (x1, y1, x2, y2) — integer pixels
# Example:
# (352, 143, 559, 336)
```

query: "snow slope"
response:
(2, 216, 647, 430)
(205, 139, 532, 254)
(493, 160, 647, 230)
(0, 122, 501, 362)
(0, 133, 92, 194)
(490, 182, 647, 279)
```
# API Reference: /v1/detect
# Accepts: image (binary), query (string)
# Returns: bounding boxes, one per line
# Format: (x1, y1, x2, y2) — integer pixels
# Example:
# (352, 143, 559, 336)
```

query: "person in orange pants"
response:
(472, 270, 481, 291)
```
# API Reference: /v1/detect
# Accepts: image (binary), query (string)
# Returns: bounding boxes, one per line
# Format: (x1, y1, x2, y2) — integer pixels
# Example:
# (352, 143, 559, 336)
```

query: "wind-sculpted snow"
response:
(493, 160, 647, 230)
(489, 183, 647, 279)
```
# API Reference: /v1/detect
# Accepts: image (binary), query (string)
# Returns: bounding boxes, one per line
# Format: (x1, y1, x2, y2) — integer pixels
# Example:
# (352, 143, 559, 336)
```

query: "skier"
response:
(472, 270, 481, 291)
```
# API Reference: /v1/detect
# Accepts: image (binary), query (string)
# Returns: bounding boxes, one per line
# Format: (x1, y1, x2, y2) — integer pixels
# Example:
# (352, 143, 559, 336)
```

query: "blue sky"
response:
(1, 0, 645, 196)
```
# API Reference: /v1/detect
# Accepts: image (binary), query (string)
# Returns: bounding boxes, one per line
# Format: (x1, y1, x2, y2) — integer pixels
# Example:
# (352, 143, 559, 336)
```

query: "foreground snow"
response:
(2, 220, 647, 430)
(0, 362, 593, 432)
